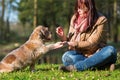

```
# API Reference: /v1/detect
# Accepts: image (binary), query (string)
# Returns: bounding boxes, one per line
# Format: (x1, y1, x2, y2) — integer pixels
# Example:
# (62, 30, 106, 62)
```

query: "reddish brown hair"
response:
(74, 0, 98, 28)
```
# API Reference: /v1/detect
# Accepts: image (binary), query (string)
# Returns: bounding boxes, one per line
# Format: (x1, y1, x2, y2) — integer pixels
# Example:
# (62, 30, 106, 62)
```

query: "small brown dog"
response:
(0, 25, 60, 73)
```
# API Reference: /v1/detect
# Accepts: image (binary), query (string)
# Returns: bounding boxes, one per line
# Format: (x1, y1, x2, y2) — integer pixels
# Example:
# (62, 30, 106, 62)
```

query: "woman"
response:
(56, 0, 117, 72)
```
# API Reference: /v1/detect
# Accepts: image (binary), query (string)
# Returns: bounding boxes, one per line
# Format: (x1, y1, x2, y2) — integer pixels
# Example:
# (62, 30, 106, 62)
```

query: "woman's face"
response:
(77, 5, 88, 17)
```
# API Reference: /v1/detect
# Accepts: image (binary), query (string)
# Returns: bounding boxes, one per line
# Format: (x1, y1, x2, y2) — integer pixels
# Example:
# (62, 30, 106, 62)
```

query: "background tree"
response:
(0, 0, 120, 43)
(33, 0, 38, 28)
(5, 0, 19, 41)
(0, 0, 19, 42)
(0, 0, 5, 41)
(113, 0, 118, 43)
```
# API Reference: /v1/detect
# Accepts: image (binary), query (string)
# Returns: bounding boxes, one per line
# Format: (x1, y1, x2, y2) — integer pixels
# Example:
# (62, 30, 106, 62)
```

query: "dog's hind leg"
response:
(29, 62, 35, 72)
(0, 62, 13, 73)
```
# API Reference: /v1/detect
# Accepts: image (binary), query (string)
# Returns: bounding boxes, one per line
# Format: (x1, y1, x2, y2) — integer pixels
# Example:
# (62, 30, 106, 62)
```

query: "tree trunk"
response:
(5, 0, 12, 41)
(113, 0, 118, 43)
(0, 0, 5, 41)
(106, 1, 111, 41)
(33, 0, 38, 28)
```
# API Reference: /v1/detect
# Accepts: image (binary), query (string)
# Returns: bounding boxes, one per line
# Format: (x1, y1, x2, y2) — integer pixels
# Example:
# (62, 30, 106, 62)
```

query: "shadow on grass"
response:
(115, 63, 120, 70)
(36, 68, 52, 72)
(36, 66, 59, 72)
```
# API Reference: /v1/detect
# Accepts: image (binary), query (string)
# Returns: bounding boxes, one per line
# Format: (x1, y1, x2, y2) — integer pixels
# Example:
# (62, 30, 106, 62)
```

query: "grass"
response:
(0, 42, 120, 80)
(0, 64, 120, 80)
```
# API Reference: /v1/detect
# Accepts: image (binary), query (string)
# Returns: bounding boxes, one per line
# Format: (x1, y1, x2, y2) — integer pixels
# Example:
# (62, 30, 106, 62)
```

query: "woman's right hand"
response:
(56, 26, 64, 38)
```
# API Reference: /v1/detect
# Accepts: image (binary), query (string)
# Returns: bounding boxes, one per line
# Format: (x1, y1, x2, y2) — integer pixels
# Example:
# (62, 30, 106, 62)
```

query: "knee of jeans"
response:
(62, 51, 73, 63)
(106, 46, 117, 56)
(62, 51, 70, 61)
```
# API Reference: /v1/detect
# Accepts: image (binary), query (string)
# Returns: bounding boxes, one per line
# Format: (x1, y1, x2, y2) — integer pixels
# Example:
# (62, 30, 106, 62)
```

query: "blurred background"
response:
(0, 0, 120, 64)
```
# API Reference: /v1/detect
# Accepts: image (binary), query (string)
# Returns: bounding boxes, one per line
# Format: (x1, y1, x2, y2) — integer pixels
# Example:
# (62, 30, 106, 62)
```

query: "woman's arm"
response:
(56, 14, 76, 41)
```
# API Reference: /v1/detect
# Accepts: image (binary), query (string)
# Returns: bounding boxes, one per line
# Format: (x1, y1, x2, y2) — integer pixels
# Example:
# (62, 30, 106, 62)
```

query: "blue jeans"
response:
(62, 46, 117, 71)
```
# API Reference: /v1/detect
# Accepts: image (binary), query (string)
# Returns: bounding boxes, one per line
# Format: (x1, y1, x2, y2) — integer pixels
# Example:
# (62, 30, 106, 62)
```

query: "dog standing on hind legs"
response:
(0, 25, 62, 73)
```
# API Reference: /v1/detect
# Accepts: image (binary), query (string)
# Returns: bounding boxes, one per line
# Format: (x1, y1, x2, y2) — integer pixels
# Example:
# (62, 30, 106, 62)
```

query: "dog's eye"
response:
(45, 31, 49, 36)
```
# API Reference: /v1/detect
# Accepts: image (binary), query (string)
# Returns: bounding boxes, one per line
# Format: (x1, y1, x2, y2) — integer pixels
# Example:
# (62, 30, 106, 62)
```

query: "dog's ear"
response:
(39, 29, 46, 39)
(39, 27, 51, 40)
(29, 26, 51, 41)
(29, 26, 44, 40)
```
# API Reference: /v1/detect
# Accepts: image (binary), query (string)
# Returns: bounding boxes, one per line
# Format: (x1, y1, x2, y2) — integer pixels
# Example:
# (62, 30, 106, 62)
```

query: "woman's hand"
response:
(67, 41, 77, 47)
(56, 26, 64, 37)
(60, 41, 77, 47)
(53, 41, 69, 49)
(52, 41, 78, 50)
(56, 26, 67, 41)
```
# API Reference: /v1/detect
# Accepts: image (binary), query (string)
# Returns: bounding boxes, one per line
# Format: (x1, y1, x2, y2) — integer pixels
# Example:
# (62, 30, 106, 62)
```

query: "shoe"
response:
(59, 65, 77, 72)
(109, 64, 115, 71)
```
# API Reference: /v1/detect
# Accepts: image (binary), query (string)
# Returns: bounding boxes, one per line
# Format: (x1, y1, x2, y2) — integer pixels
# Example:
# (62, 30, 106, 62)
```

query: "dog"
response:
(0, 25, 60, 73)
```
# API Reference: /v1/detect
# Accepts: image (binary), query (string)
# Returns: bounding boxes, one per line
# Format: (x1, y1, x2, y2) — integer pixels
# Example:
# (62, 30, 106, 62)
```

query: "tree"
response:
(113, 0, 118, 43)
(33, 0, 38, 28)
(17, 0, 120, 42)
(0, 0, 5, 41)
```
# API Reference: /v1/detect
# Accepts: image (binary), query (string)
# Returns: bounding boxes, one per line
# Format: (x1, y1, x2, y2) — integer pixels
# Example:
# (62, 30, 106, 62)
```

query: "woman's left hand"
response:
(67, 41, 77, 47)
(52, 41, 77, 49)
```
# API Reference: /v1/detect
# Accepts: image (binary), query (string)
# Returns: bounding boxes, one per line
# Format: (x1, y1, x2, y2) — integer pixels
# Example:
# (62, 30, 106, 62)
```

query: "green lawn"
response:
(0, 64, 120, 80)
(0, 42, 120, 80)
